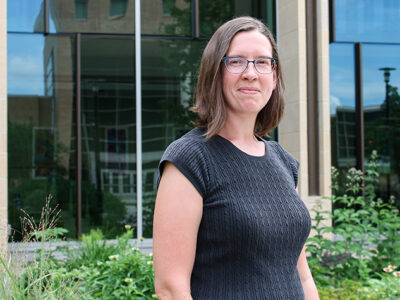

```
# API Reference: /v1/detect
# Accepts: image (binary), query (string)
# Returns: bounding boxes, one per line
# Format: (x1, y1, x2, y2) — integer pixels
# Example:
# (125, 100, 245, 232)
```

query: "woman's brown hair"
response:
(192, 16, 285, 138)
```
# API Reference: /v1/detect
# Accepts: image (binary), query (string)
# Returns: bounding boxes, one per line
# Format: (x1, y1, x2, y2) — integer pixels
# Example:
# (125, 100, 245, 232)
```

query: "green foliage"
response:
(2, 196, 156, 299)
(307, 150, 400, 293)
(61, 228, 119, 270)
(318, 276, 400, 300)
(58, 228, 156, 299)
(1, 196, 80, 299)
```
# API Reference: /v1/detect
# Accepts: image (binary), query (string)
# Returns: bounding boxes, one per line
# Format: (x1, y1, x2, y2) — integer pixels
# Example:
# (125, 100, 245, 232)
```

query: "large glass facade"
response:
(8, 34, 77, 239)
(7, 0, 276, 240)
(80, 37, 136, 237)
(330, 1, 400, 202)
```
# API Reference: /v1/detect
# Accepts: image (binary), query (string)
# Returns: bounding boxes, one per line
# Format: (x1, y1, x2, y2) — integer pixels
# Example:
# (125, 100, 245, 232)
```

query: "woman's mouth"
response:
(238, 87, 259, 94)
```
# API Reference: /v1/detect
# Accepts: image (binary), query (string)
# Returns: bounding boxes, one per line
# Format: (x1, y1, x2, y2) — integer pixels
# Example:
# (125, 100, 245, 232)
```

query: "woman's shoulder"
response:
(165, 127, 207, 153)
(162, 127, 211, 165)
(159, 127, 211, 197)
(264, 140, 299, 170)
(264, 139, 300, 187)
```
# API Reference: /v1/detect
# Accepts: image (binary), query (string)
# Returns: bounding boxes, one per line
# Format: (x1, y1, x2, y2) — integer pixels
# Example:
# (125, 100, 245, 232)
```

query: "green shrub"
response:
(59, 228, 156, 299)
(307, 150, 400, 295)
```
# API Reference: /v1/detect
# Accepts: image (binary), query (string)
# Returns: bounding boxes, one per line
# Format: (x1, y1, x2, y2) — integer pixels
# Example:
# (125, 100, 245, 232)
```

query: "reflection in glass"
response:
(80, 38, 135, 238)
(141, 0, 191, 35)
(330, 43, 356, 173)
(141, 39, 207, 237)
(363, 45, 400, 200)
(335, 0, 400, 43)
(49, 0, 135, 34)
(7, 34, 76, 240)
(7, 0, 44, 32)
(199, 0, 275, 37)
(75, 0, 88, 20)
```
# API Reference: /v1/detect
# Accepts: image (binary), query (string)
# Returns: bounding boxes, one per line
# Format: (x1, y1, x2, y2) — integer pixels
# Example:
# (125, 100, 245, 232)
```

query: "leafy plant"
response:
(307, 150, 400, 287)
(59, 227, 156, 299)
(1, 195, 81, 300)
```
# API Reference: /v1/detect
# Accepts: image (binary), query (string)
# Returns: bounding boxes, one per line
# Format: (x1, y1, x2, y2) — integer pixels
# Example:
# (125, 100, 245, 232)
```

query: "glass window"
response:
(330, 43, 356, 171)
(7, 34, 76, 240)
(80, 37, 136, 238)
(363, 44, 400, 200)
(199, 0, 275, 37)
(141, 39, 207, 237)
(49, 0, 135, 34)
(75, 0, 88, 20)
(335, 0, 400, 43)
(7, 0, 45, 33)
(141, 0, 191, 36)
(109, 0, 128, 19)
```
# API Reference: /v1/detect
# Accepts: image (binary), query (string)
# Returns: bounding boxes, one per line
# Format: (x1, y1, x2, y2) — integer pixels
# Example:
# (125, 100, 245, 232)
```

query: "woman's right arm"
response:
(153, 162, 203, 300)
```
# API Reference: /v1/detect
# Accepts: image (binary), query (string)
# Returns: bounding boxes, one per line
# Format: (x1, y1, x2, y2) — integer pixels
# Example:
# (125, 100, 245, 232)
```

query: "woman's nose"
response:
(242, 61, 258, 79)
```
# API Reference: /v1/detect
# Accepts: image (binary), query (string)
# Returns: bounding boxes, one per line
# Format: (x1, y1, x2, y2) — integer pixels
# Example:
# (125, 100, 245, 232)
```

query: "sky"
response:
(330, 43, 400, 115)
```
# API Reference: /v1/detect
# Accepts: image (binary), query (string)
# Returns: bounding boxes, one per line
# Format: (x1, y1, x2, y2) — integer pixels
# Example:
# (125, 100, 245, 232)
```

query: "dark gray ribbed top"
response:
(158, 128, 311, 300)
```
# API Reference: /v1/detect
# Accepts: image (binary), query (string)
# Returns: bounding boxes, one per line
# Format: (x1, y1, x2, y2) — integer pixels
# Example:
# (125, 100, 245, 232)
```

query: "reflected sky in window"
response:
(363, 45, 400, 107)
(7, 34, 45, 95)
(329, 43, 355, 115)
(7, 0, 44, 32)
(335, 0, 400, 43)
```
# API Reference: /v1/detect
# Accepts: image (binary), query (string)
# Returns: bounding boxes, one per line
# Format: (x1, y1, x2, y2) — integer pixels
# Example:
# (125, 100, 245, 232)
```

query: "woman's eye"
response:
(257, 59, 270, 65)
(229, 59, 242, 65)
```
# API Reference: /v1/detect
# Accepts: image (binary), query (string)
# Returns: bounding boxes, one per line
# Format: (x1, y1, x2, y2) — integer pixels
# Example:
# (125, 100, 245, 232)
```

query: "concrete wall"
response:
(0, 0, 8, 254)
(277, 0, 331, 225)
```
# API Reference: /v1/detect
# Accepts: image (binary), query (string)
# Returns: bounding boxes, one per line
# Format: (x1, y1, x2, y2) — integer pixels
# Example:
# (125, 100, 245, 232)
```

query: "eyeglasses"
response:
(221, 56, 278, 74)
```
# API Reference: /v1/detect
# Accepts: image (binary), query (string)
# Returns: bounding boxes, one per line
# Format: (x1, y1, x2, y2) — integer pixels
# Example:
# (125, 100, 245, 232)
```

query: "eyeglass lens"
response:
(223, 57, 275, 74)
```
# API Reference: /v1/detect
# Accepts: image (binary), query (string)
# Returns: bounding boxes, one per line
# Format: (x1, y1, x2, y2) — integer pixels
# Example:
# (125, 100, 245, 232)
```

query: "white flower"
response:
(108, 255, 119, 260)
(147, 261, 153, 265)
(125, 225, 131, 230)
(393, 271, 400, 277)
(124, 278, 133, 283)
(132, 247, 139, 251)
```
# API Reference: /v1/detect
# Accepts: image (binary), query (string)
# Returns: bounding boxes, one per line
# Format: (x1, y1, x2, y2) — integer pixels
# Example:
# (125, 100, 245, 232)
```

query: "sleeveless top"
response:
(158, 127, 311, 300)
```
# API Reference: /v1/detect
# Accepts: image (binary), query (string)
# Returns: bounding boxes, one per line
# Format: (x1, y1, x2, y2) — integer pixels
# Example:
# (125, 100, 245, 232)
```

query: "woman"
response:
(153, 16, 319, 300)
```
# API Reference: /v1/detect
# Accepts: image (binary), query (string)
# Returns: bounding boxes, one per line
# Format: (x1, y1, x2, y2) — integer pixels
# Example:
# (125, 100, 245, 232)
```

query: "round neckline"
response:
(214, 134, 268, 159)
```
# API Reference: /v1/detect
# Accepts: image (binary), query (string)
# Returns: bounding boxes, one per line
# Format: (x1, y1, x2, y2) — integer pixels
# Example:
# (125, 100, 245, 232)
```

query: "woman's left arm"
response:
(297, 246, 319, 300)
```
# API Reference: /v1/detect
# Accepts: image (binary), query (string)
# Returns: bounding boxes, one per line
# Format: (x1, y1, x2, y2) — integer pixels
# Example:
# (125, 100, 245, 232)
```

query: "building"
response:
(329, 0, 400, 200)
(1, 0, 397, 251)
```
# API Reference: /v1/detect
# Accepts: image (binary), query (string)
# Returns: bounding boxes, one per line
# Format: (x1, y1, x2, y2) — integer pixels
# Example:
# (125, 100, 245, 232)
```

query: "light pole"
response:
(379, 67, 396, 197)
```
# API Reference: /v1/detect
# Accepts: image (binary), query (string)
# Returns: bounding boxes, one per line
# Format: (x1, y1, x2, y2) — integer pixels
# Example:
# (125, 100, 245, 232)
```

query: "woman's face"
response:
(222, 30, 276, 118)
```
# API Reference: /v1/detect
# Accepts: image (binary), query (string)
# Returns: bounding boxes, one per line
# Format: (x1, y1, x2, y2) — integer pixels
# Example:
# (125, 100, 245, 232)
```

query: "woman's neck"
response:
(218, 114, 257, 143)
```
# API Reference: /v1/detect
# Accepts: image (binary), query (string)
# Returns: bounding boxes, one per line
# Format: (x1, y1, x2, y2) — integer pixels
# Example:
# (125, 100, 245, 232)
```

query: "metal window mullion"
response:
(76, 33, 82, 238)
(135, 0, 143, 240)
(329, 0, 336, 43)
(306, 0, 320, 195)
(355, 42, 364, 172)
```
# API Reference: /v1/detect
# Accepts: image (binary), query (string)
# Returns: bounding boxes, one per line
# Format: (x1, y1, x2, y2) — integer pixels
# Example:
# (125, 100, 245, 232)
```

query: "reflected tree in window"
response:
(365, 83, 400, 202)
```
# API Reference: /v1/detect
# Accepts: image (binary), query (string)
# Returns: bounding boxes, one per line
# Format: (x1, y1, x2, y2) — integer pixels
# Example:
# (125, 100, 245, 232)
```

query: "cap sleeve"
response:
(270, 141, 300, 188)
(157, 138, 210, 198)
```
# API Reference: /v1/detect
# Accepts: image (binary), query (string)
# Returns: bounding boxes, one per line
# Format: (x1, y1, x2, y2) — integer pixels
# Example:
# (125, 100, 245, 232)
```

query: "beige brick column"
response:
(277, 0, 309, 199)
(277, 0, 331, 219)
(0, 0, 8, 254)
(316, 0, 332, 217)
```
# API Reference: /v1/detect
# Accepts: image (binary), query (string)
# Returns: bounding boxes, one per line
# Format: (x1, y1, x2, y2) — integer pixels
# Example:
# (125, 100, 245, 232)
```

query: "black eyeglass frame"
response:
(221, 56, 278, 74)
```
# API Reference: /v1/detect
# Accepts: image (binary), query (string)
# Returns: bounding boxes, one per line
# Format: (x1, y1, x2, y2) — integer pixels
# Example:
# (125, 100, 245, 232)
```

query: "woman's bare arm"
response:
(297, 246, 319, 300)
(153, 162, 203, 300)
